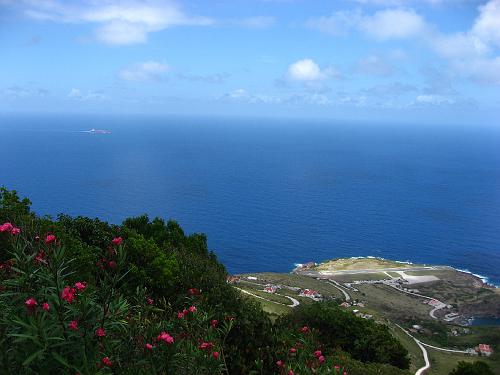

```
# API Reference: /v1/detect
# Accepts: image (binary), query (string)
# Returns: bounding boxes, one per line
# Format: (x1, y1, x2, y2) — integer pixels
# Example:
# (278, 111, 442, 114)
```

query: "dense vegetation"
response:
(449, 361, 495, 375)
(0, 187, 419, 374)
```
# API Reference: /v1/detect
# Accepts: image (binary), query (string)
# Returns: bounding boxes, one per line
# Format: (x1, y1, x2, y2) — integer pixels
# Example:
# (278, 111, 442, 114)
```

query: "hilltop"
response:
(1, 188, 497, 375)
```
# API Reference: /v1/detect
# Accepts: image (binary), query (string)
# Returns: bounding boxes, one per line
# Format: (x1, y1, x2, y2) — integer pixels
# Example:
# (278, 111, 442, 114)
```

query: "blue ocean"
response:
(1, 114, 500, 285)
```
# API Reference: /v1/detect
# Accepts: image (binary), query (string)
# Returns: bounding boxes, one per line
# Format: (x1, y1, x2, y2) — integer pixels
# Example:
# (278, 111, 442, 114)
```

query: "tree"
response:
(449, 361, 495, 375)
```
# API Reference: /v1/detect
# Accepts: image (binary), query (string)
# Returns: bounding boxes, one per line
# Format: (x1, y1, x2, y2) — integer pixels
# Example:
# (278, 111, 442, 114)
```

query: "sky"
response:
(1, 0, 500, 124)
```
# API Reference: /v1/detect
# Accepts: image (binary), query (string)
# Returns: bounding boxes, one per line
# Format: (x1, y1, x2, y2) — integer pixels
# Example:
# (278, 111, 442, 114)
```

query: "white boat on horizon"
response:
(84, 128, 112, 134)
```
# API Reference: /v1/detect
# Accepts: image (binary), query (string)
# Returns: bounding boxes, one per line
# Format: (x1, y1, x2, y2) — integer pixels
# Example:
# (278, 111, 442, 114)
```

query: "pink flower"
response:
(177, 312, 184, 319)
(146, 298, 154, 305)
(187, 288, 200, 296)
(111, 237, 123, 246)
(34, 235, 40, 241)
(11, 227, 20, 235)
(34, 251, 47, 264)
(157, 331, 174, 344)
(0, 222, 13, 233)
(182, 308, 188, 315)
(318, 356, 325, 364)
(95, 327, 106, 337)
(68, 320, 78, 331)
(276, 360, 284, 367)
(343, 372, 347, 375)
(25, 297, 38, 310)
(335, 365, 340, 370)
(299, 326, 310, 334)
(145, 343, 153, 351)
(45, 234, 56, 245)
(288, 370, 294, 375)
(108, 260, 117, 270)
(314, 350, 322, 358)
(101, 357, 112, 367)
(199, 342, 214, 351)
(211, 319, 218, 328)
(189, 306, 197, 313)
(212, 351, 220, 360)
(289, 347, 297, 354)
(74, 282, 86, 291)
(42, 302, 50, 312)
(61, 286, 76, 303)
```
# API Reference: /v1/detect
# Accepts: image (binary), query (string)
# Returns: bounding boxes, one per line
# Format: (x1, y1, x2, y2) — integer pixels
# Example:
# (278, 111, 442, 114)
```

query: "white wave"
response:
(455, 268, 497, 287)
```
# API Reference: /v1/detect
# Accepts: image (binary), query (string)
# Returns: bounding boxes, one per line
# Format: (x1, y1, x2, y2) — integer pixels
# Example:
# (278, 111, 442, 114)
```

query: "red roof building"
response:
(476, 344, 493, 356)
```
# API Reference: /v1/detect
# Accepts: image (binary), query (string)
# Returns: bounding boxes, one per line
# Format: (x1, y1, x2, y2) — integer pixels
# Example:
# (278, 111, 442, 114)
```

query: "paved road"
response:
(297, 266, 451, 278)
(396, 324, 471, 375)
(419, 342, 470, 354)
(396, 324, 430, 375)
(327, 280, 351, 301)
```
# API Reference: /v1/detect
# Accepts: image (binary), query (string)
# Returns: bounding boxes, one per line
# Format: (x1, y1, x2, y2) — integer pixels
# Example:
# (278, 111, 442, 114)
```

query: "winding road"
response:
(396, 324, 430, 375)
(327, 280, 352, 301)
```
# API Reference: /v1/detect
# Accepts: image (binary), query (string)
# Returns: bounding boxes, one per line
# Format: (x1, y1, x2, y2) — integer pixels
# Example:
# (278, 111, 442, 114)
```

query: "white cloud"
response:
(218, 89, 335, 106)
(16, 0, 213, 45)
(2, 86, 49, 99)
(415, 94, 454, 105)
(307, 8, 427, 40)
(305, 10, 361, 36)
(288, 59, 339, 81)
(232, 16, 275, 29)
(356, 55, 394, 76)
(68, 88, 107, 101)
(426, 1, 500, 85)
(119, 61, 169, 82)
(453, 57, 500, 85)
(352, 0, 444, 5)
(430, 32, 490, 59)
(471, 0, 500, 48)
(288, 59, 322, 81)
(358, 8, 427, 40)
(219, 89, 281, 104)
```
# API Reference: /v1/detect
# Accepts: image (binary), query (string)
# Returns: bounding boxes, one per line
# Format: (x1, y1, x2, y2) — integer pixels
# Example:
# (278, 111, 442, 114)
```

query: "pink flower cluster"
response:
(314, 350, 325, 364)
(177, 305, 197, 319)
(68, 320, 79, 331)
(101, 357, 112, 367)
(157, 331, 174, 344)
(61, 281, 87, 303)
(0, 222, 20, 235)
(24, 297, 50, 313)
(111, 237, 123, 246)
(45, 234, 57, 245)
(95, 327, 106, 337)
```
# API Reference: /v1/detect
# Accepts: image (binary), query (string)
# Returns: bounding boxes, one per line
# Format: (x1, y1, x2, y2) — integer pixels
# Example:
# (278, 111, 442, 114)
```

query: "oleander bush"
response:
(0, 188, 412, 374)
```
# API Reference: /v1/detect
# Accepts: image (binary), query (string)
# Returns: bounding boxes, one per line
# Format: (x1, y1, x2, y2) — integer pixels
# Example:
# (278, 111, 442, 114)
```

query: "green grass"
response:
(426, 347, 499, 375)
(238, 290, 291, 322)
(329, 272, 389, 282)
(389, 325, 425, 374)
(240, 272, 344, 299)
(315, 257, 414, 271)
(236, 284, 293, 305)
(387, 272, 401, 278)
(354, 284, 432, 322)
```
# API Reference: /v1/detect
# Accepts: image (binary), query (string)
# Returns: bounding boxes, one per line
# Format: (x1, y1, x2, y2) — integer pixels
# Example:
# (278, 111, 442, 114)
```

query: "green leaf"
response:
(22, 349, 44, 366)
(51, 352, 71, 368)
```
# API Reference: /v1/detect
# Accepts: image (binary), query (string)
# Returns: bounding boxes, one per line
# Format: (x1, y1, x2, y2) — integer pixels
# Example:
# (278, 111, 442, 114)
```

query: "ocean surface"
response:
(1, 114, 500, 285)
